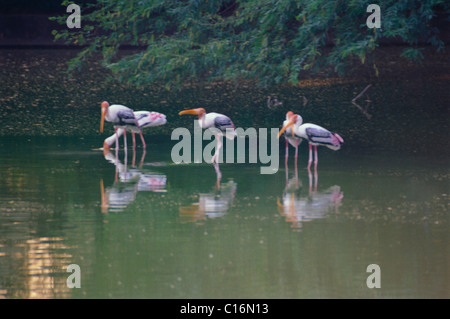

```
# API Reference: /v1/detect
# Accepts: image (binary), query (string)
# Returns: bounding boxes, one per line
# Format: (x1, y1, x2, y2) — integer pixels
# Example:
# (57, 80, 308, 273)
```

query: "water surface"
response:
(0, 136, 447, 298)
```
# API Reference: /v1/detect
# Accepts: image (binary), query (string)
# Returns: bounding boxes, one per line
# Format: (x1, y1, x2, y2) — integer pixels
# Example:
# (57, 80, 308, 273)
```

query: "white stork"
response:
(278, 113, 344, 170)
(178, 108, 236, 164)
(100, 101, 139, 152)
(281, 111, 303, 166)
(103, 111, 167, 150)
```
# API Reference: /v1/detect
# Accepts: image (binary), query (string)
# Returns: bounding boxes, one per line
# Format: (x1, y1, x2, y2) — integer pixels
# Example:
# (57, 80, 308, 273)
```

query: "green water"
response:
(0, 137, 448, 298)
(0, 48, 448, 299)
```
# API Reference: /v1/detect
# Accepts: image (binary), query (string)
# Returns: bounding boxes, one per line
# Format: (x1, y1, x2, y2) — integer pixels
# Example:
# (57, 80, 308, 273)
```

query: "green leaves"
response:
(401, 47, 425, 61)
(51, 0, 449, 87)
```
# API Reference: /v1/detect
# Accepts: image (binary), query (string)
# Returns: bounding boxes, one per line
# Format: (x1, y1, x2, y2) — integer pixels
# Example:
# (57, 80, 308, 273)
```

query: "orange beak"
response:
(278, 117, 295, 138)
(178, 108, 205, 116)
(102, 142, 110, 156)
(100, 101, 108, 133)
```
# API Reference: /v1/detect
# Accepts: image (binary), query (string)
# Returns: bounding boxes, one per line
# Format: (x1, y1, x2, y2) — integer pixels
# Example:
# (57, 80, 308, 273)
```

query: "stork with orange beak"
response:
(178, 108, 236, 164)
(281, 111, 303, 167)
(100, 101, 139, 152)
(278, 113, 344, 170)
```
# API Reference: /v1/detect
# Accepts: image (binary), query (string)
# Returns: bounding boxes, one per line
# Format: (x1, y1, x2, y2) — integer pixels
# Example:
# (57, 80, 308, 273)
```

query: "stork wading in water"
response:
(278, 113, 344, 170)
(100, 101, 139, 153)
(103, 111, 167, 150)
(178, 108, 236, 167)
(282, 111, 303, 167)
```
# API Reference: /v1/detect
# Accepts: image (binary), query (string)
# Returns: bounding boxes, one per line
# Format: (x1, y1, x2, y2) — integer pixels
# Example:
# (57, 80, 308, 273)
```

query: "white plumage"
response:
(101, 102, 138, 129)
(278, 112, 343, 169)
(297, 123, 344, 151)
(100, 101, 139, 151)
(103, 111, 167, 149)
(179, 108, 236, 164)
(281, 111, 303, 166)
(199, 112, 236, 140)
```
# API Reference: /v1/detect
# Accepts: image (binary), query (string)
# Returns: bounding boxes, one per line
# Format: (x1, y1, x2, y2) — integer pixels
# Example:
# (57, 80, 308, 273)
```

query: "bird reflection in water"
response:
(100, 148, 167, 213)
(277, 163, 343, 231)
(179, 166, 237, 224)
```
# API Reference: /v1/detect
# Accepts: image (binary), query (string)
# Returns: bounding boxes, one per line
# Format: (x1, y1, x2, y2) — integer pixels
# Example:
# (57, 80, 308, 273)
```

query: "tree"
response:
(51, 0, 449, 88)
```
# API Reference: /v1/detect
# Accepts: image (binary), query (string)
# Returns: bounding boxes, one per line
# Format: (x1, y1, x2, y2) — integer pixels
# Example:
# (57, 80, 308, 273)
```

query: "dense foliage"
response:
(51, 0, 449, 88)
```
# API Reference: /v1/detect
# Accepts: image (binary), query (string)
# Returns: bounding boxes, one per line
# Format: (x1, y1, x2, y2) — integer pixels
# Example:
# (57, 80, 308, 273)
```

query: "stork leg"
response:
(285, 156, 289, 187)
(294, 139, 299, 169)
(123, 130, 128, 169)
(294, 153, 298, 187)
(211, 132, 222, 164)
(307, 144, 313, 170)
(214, 162, 222, 189)
(139, 131, 146, 149)
(132, 147, 136, 167)
(123, 130, 128, 151)
(124, 143, 128, 168)
(114, 128, 119, 159)
(132, 132, 136, 150)
(314, 164, 318, 193)
(314, 145, 318, 171)
(308, 164, 318, 195)
(308, 167, 313, 195)
(285, 138, 289, 166)
(212, 132, 222, 189)
(139, 149, 146, 168)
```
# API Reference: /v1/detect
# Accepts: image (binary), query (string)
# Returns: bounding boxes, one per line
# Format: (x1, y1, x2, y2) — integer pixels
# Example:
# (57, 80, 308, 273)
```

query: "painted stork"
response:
(278, 113, 344, 170)
(103, 111, 167, 150)
(282, 111, 303, 167)
(178, 108, 236, 164)
(100, 101, 139, 152)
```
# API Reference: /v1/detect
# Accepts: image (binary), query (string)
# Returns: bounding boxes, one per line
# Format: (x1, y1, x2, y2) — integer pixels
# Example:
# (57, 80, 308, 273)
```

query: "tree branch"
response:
(351, 84, 372, 120)
(352, 84, 372, 103)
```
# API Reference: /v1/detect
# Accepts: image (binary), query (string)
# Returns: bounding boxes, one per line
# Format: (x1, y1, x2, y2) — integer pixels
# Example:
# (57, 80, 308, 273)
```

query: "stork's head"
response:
(278, 114, 302, 138)
(100, 101, 109, 133)
(103, 141, 111, 155)
(286, 111, 294, 120)
(178, 108, 206, 118)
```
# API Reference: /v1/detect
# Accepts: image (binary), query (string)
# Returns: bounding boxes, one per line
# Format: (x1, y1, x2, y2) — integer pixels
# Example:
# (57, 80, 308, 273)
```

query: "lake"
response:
(0, 48, 448, 299)
(0, 136, 448, 298)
